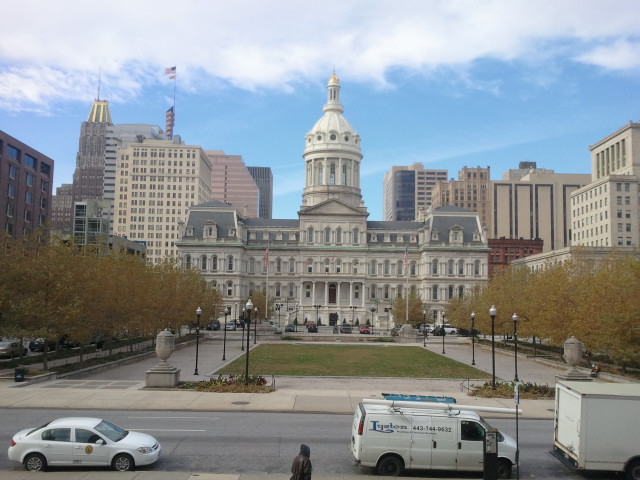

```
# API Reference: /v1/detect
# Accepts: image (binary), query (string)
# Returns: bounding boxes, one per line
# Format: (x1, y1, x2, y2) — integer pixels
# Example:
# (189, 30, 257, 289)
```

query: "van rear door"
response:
(351, 403, 366, 461)
(428, 416, 459, 470)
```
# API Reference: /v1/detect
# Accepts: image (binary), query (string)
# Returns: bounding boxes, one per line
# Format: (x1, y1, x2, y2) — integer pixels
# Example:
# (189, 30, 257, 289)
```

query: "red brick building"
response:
(488, 237, 543, 277)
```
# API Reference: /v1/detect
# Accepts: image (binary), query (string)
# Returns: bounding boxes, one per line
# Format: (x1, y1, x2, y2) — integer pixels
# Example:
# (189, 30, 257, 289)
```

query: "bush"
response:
(178, 374, 273, 393)
(469, 381, 555, 399)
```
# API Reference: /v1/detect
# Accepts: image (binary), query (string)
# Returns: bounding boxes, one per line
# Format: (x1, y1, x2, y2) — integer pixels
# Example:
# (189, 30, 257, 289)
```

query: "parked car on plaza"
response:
(339, 324, 353, 334)
(8, 417, 161, 472)
(205, 321, 220, 331)
(359, 325, 371, 334)
(432, 324, 458, 336)
(224, 322, 237, 331)
(306, 322, 318, 333)
(28, 338, 57, 352)
(0, 341, 27, 358)
(284, 324, 296, 332)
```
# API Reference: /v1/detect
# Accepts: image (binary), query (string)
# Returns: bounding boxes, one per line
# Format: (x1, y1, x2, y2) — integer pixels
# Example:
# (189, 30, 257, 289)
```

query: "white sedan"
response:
(8, 417, 161, 471)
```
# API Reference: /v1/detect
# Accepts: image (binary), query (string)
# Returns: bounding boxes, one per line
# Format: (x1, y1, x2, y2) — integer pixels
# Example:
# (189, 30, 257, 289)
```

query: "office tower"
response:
(431, 166, 491, 229)
(383, 164, 448, 221)
(493, 169, 590, 252)
(248, 166, 273, 219)
(51, 183, 73, 235)
(0, 130, 54, 238)
(571, 122, 640, 248)
(207, 151, 259, 218)
(112, 136, 212, 264)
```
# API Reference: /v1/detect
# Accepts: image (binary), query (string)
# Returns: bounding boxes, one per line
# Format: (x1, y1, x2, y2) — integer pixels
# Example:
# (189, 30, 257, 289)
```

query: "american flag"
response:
(165, 66, 176, 75)
(403, 248, 408, 271)
(264, 248, 269, 267)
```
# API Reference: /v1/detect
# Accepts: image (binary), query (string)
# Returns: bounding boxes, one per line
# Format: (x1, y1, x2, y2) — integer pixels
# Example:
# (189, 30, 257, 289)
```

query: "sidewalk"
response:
(0, 333, 573, 419)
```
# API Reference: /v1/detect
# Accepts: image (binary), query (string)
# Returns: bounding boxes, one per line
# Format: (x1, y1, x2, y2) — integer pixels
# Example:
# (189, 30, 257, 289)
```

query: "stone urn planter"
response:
(145, 329, 180, 387)
(557, 336, 591, 381)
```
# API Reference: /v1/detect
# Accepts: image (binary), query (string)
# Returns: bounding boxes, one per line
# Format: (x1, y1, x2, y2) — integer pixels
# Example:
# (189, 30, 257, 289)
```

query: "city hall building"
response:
(176, 74, 489, 328)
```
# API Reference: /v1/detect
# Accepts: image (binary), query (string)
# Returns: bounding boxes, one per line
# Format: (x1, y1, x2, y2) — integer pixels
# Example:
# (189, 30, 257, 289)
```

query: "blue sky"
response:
(2, 0, 640, 220)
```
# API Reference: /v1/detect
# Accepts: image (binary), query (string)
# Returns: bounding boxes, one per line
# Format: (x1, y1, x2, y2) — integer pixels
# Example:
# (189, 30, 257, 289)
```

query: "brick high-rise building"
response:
(207, 151, 259, 218)
(0, 130, 54, 238)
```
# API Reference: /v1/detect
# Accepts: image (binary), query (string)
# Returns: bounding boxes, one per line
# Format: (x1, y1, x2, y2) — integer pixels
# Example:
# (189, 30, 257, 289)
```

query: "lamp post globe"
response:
(489, 305, 497, 389)
(470, 311, 476, 365)
(194, 306, 202, 375)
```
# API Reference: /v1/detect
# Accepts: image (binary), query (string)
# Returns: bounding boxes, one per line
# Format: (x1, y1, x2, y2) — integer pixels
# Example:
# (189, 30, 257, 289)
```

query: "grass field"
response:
(218, 344, 491, 378)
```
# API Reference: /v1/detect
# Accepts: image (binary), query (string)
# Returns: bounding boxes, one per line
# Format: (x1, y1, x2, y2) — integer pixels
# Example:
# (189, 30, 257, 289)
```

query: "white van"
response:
(350, 399, 517, 478)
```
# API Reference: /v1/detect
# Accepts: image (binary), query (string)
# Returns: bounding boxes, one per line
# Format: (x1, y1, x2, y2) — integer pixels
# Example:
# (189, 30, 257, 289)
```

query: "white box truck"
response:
(553, 381, 640, 480)
(350, 398, 518, 478)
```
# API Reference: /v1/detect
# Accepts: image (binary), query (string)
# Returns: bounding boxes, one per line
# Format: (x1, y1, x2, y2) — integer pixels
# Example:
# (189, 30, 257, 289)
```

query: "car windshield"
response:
(94, 419, 129, 442)
(478, 417, 505, 442)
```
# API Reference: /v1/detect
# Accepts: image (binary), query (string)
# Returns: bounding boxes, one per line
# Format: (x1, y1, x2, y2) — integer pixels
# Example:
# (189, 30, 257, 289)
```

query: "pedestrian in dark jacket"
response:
(291, 443, 312, 480)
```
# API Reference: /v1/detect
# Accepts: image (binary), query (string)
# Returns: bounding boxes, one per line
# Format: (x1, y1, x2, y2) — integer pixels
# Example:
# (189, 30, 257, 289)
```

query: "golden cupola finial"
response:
(329, 70, 339, 84)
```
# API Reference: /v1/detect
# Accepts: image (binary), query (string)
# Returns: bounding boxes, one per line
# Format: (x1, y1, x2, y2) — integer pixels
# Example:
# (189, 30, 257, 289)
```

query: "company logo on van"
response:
(370, 420, 408, 433)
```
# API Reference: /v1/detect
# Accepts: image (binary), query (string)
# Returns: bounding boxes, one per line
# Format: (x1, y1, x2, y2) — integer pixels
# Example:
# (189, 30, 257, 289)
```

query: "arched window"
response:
(448, 285, 454, 299)
(384, 260, 390, 275)
(384, 285, 390, 299)
(305, 284, 311, 298)
(342, 164, 347, 185)
(325, 258, 331, 273)
(448, 259, 455, 275)
(275, 283, 281, 297)
(201, 255, 207, 271)
(336, 259, 342, 273)
(307, 227, 314, 243)
(276, 258, 282, 273)
(474, 260, 481, 275)
(330, 164, 336, 185)
(432, 285, 439, 300)
(226, 281, 233, 296)
(288, 283, 295, 297)
(458, 286, 464, 298)
(289, 258, 295, 273)
(306, 258, 313, 273)
(396, 260, 403, 275)
(370, 259, 377, 275)
(336, 227, 342, 244)
(410, 261, 416, 276)
(370, 284, 377, 299)
(353, 228, 359, 244)
(185, 254, 191, 269)
(353, 259, 359, 274)
(458, 259, 465, 275)
(227, 255, 234, 271)
(318, 164, 323, 185)
(354, 284, 360, 299)
(249, 257, 255, 273)
(324, 227, 331, 243)
(212, 255, 218, 272)
(432, 259, 439, 275)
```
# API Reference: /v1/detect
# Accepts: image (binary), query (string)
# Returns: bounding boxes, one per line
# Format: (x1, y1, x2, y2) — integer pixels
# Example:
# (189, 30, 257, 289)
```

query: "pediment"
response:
(298, 199, 368, 218)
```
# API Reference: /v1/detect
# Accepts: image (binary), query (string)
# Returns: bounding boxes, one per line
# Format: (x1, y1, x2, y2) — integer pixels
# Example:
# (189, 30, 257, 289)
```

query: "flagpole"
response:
(404, 248, 409, 324)
(265, 243, 269, 324)
(172, 71, 176, 135)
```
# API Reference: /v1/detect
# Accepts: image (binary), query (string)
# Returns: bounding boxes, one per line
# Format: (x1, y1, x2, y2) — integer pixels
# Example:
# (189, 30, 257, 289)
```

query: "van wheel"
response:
(626, 459, 640, 480)
(497, 458, 512, 479)
(377, 455, 404, 476)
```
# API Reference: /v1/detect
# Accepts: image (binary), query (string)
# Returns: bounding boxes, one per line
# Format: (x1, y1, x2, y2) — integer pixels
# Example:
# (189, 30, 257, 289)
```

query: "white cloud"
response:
(1, 0, 640, 111)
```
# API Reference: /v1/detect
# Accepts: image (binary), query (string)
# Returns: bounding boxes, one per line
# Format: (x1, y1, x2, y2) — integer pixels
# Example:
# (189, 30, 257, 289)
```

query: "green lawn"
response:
(218, 344, 490, 378)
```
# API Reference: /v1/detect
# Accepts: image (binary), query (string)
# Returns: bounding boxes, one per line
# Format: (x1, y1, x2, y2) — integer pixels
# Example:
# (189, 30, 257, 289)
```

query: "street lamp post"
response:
(276, 304, 281, 328)
(513, 313, 519, 382)
(240, 308, 245, 351)
(422, 309, 427, 347)
(244, 299, 253, 384)
(370, 306, 376, 334)
(222, 306, 230, 361)
(194, 306, 202, 375)
(314, 304, 321, 325)
(490, 305, 497, 389)
(470, 311, 476, 365)
(441, 311, 446, 355)
(513, 311, 520, 480)
(350, 306, 356, 325)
